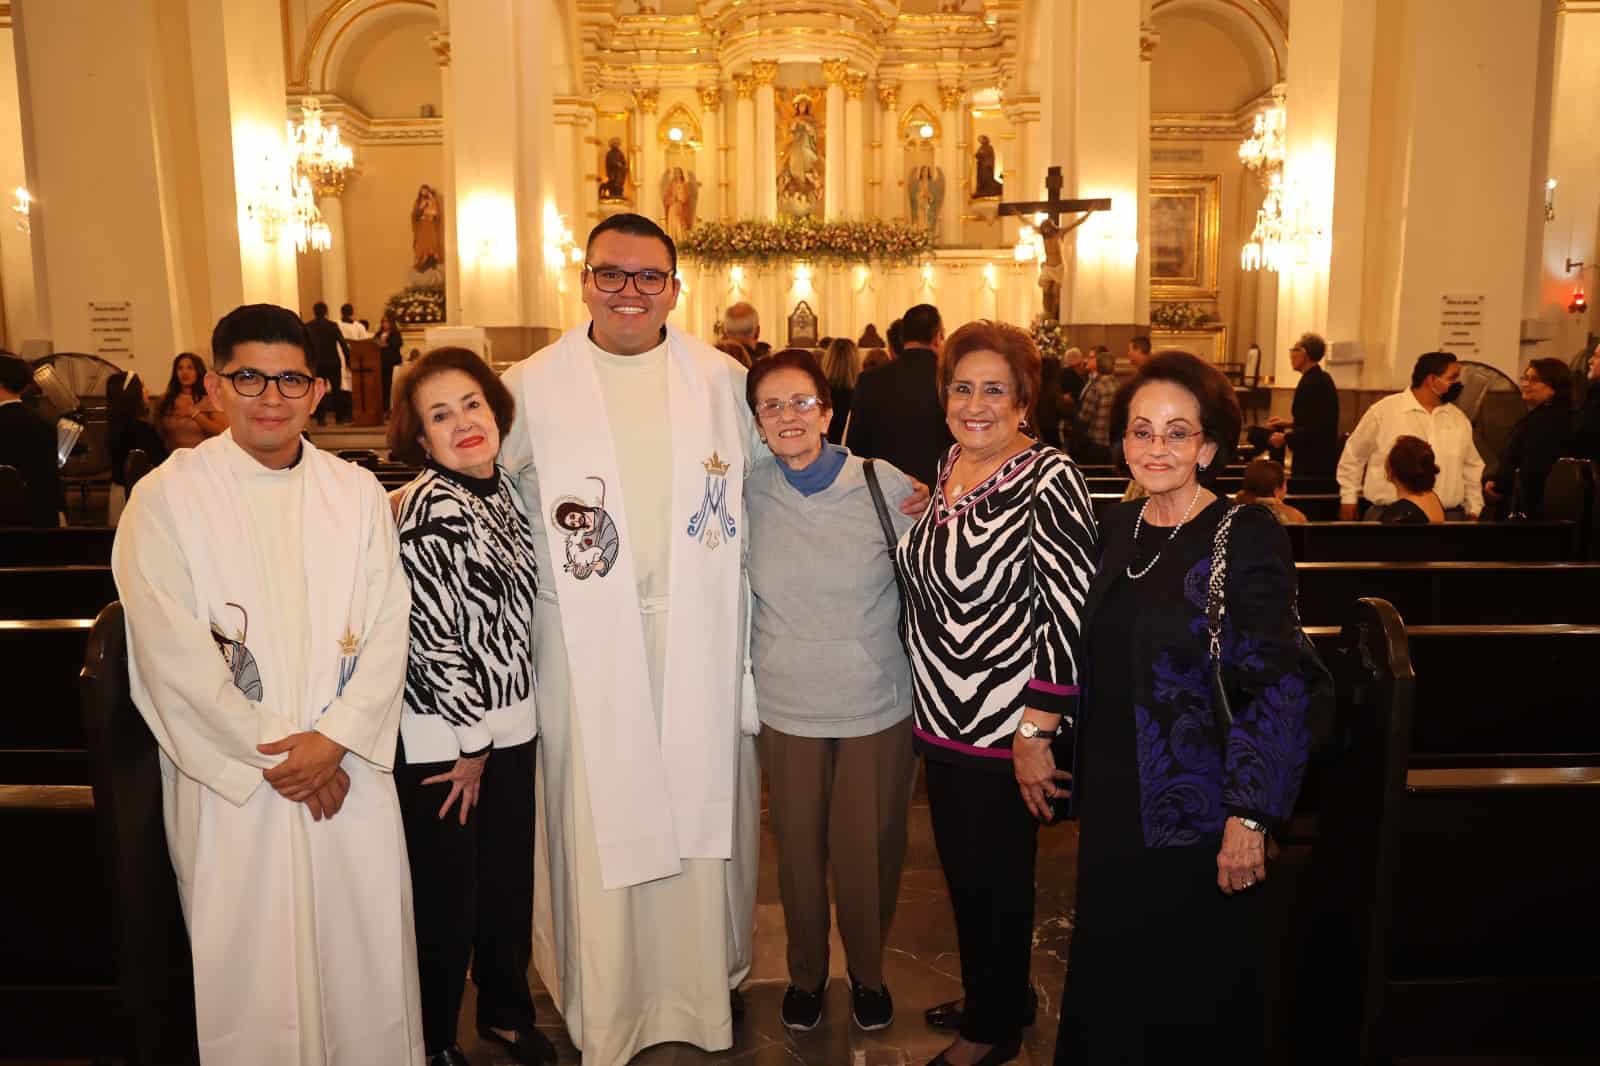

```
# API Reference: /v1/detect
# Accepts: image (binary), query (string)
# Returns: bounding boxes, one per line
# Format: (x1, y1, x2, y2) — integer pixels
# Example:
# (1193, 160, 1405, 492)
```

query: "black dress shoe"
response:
(925, 1035, 1023, 1066)
(923, 986, 1038, 1031)
(477, 1025, 558, 1066)
(426, 1046, 472, 1066)
(730, 987, 746, 1022)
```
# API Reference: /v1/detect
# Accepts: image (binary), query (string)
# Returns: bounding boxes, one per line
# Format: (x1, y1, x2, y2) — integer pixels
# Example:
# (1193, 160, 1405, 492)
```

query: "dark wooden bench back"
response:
(0, 526, 116, 567)
(1285, 520, 1579, 561)
(0, 565, 118, 621)
(1295, 562, 1600, 626)
(0, 464, 28, 527)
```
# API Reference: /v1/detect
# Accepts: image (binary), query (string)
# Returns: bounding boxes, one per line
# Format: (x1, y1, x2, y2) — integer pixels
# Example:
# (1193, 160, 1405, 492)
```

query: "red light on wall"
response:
(1571, 288, 1589, 315)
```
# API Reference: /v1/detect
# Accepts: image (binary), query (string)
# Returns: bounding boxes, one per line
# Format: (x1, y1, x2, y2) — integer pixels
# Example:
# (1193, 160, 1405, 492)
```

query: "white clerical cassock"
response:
(111, 431, 423, 1066)
(500, 324, 762, 1066)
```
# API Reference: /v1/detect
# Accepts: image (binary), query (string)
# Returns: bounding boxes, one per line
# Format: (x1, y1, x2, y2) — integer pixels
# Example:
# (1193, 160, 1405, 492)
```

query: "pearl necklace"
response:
(1126, 482, 1205, 580)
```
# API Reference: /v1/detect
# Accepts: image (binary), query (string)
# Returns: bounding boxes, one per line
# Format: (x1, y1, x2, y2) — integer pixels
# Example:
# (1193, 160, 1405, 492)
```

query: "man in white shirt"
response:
(1336, 351, 1485, 520)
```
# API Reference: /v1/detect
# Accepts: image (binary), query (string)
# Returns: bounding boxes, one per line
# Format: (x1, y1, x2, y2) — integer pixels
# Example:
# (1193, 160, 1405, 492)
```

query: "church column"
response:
(844, 72, 867, 219)
(822, 60, 848, 221)
(1273, 0, 1377, 383)
(733, 74, 756, 218)
(878, 83, 901, 219)
(634, 88, 661, 226)
(1002, 95, 1040, 247)
(753, 60, 779, 221)
(1356, 0, 1552, 383)
(316, 181, 349, 310)
(938, 84, 963, 245)
(698, 85, 722, 223)
(429, 27, 459, 322)
(1067, 0, 1141, 331)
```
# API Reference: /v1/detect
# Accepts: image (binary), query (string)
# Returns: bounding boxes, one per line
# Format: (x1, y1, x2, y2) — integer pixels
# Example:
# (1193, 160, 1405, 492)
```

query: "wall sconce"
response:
(919, 124, 934, 140)
(729, 264, 745, 288)
(1545, 179, 1557, 222)
(920, 261, 936, 287)
(981, 263, 998, 291)
(853, 264, 871, 293)
(1571, 288, 1588, 315)
(668, 127, 684, 143)
(793, 262, 811, 283)
(12, 187, 30, 233)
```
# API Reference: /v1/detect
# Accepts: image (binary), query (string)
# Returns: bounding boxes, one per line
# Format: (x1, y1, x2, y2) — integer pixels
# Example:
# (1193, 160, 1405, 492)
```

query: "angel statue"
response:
(778, 95, 824, 217)
(906, 165, 946, 241)
(660, 167, 700, 243)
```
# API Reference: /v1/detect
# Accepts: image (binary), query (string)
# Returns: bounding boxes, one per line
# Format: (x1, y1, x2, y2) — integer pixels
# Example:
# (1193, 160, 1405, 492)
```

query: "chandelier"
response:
(1240, 172, 1324, 273)
(288, 97, 354, 197)
(1238, 106, 1286, 176)
(245, 160, 331, 253)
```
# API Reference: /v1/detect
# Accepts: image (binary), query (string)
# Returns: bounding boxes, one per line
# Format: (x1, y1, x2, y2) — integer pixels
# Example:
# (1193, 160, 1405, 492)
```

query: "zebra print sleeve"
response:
(397, 488, 493, 751)
(1024, 452, 1100, 720)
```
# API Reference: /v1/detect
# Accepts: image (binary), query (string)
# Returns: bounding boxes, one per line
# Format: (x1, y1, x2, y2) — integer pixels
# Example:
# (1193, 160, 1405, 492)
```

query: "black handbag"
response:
(1204, 505, 1338, 756)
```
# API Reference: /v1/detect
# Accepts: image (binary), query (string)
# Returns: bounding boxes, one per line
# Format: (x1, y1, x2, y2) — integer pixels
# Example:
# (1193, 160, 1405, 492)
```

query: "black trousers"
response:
(924, 756, 1040, 1045)
(396, 737, 538, 1055)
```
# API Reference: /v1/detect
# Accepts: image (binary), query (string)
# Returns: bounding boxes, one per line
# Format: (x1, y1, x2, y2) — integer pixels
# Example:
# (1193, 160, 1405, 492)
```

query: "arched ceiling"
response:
(1150, 0, 1285, 114)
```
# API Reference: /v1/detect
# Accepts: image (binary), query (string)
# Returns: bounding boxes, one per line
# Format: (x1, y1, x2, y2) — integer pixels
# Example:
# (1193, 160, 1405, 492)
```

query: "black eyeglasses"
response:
(584, 265, 673, 295)
(218, 369, 316, 399)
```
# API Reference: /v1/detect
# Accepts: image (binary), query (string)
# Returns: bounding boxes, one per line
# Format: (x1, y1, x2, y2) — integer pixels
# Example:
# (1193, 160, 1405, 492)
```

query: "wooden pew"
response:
(1286, 604, 1600, 1060)
(0, 616, 116, 1057)
(1091, 494, 1342, 522)
(1296, 561, 1600, 626)
(0, 526, 116, 567)
(0, 565, 118, 621)
(1285, 520, 1579, 562)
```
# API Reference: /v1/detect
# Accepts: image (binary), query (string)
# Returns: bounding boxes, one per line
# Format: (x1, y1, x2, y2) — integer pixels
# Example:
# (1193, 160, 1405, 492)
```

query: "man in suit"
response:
(304, 302, 350, 425)
(845, 303, 954, 486)
(1266, 332, 1340, 476)
(0, 353, 64, 526)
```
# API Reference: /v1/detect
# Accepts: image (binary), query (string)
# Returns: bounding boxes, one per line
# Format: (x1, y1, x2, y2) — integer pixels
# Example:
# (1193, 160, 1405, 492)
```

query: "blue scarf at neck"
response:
(779, 443, 848, 496)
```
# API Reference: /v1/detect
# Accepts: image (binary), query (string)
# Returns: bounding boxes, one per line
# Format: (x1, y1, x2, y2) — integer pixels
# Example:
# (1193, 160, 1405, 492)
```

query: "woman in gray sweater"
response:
(745, 347, 918, 1036)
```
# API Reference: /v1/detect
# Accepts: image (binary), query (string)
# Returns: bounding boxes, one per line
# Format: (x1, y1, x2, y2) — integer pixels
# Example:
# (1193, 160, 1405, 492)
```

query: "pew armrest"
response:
(1406, 766, 1600, 791)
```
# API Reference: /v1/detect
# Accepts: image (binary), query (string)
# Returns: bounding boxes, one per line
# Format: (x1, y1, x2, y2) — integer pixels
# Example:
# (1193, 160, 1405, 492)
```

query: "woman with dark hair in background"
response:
(1233, 458, 1306, 525)
(106, 372, 168, 526)
(156, 352, 227, 451)
(1381, 435, 1444, 524)
(376, 312, 406, 416)
(1483, 357, 1573, 519)
(820, 337, 862, 444)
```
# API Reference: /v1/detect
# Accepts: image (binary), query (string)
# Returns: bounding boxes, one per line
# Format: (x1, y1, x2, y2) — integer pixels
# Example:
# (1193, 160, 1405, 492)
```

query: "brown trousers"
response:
(759, 717, 917, 992)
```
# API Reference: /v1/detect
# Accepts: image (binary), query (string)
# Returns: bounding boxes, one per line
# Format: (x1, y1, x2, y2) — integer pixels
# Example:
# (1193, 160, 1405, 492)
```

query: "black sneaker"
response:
(781, 980, 826, 1031)
(849, 974, 894, 1031)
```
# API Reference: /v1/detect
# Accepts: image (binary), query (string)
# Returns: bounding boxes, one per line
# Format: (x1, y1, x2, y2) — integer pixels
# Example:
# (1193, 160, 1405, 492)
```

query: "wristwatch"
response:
(1237, 816, 1268, 834)
(1016, 721, 1056, 741)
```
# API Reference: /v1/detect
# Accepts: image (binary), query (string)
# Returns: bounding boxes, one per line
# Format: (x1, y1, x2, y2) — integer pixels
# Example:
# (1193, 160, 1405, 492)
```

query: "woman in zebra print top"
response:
(895, 322, 1098, 1066)
(388, 348, 555, 1066)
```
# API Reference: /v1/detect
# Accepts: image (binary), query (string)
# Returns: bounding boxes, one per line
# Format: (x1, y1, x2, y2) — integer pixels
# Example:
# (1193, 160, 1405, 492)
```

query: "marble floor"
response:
(457, 774, 1078, 1066)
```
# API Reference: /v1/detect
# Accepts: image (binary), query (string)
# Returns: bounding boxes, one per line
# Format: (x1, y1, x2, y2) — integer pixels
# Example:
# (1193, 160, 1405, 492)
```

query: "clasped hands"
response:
(258, 731, 350, 822)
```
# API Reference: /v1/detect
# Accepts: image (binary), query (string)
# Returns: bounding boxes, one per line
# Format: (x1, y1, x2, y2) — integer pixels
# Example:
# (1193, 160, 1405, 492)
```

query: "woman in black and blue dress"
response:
(896, 320, 1098, 1066)
(1054, 351, 1313, 1065)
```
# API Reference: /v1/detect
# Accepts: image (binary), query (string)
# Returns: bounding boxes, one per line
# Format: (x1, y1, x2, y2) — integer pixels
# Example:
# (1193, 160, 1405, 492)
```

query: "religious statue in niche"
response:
(599, 138, 630, 201)
(788, 300, 819, 348)
(777, 92, 825, 218)
(1038, 218, 1065, 322)
(411, 184, 444, 282)
(906, 165, 946, 241)
(660, 167, 700, 242)
(973, 135, 1003, 199)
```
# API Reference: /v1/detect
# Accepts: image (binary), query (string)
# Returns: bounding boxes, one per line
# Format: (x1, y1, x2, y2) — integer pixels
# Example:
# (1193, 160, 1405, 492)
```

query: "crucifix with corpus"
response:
(998, 165, 1112, 323)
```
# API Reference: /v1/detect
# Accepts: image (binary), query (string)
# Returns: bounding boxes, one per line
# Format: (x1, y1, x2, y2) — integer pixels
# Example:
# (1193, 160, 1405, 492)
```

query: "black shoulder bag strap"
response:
(863, 458, 898, 550)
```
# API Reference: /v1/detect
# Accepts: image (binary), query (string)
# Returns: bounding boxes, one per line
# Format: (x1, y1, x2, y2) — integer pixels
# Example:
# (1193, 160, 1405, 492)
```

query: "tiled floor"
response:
(457, 779, 1080, 1066)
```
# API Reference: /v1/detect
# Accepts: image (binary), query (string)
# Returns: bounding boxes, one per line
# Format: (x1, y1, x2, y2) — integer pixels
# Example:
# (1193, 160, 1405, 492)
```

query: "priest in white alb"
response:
(112, 304, 423, 1066)
(499, 214, 763, 1065)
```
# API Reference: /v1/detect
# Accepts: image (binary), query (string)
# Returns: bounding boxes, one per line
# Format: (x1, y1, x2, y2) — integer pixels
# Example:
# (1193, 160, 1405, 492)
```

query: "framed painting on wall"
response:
(1149, 174, 1220, 299)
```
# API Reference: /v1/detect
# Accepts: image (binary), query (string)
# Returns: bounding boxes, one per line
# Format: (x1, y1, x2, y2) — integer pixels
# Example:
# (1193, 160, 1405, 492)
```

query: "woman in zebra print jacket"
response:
(388, 348, 555, 1066)
(895, 321, 1099, 1066)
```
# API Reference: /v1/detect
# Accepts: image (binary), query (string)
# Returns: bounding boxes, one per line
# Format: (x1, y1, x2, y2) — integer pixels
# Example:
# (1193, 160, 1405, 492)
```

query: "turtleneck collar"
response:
(779, 443, 848, 496)
(427, 457, 500, 498)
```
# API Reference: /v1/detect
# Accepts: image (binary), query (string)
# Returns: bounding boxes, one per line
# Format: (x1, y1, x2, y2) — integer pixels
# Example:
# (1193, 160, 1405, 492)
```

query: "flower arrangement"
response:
(678, 218, 934, 266)
(1030, 314, 1067, 360)
(384, 285, 446, 325)
(1149, 301, 1209, 329)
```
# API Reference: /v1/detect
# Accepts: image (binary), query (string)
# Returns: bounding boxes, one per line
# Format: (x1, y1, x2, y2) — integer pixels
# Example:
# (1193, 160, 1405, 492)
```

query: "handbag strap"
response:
(863, 459, 898, 552)
(1023, 449, 1046, 639)
(1205, 504, 1243, 666)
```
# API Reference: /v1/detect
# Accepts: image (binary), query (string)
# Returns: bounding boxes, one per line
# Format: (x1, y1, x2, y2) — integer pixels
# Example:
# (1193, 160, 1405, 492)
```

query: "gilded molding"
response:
(878, 84, 900, 111)
(428, 30, 451, 67)
(733, 74, 756, 99)
(698, 85, 723, 112)
(634, 87, 660, 113)
(822, 59, 852, 86)
(1140, 22, 1160, 62)
(751, 60, 780, 85)
(938, 84, 963, 112)
(844, 72, 868, 100)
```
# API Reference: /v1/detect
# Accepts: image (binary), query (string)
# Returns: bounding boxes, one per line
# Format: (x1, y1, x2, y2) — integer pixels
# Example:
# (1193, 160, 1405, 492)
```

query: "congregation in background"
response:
(9, 210, 1600, 1066)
